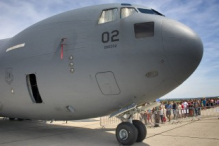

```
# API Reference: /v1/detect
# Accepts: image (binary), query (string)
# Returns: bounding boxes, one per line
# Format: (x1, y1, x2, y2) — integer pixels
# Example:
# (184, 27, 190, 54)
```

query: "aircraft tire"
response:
(17, 118, 24, 121)
(116, 122, 138, 145)
(9, 118, 15, 121)
(133, 120, 147, 142)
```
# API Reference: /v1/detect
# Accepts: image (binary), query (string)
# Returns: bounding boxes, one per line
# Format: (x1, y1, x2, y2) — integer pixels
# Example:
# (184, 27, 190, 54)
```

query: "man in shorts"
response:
(182, 100, 188, 118)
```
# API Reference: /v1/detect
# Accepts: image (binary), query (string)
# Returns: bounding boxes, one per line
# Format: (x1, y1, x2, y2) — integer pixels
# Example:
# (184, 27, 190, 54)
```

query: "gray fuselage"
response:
(0, 4, 203, 120)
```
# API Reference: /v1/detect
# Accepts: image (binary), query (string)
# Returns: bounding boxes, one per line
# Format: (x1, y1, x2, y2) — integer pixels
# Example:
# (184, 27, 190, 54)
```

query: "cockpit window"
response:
(121, 7, 137, 19)
(98, 8, 118, 24)
(138, 8, 154, 14)
(152, 9, 165, 16)
(138, 8, 164, 16)
(134, 22, 154, 38)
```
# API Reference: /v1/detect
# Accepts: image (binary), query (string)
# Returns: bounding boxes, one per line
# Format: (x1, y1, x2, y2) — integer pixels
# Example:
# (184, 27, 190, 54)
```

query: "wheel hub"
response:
(119, 129, 128, 140)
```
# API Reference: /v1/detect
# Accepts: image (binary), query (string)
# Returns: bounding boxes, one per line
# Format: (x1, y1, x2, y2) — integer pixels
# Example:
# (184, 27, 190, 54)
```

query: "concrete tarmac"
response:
(0, 117, 218, 146)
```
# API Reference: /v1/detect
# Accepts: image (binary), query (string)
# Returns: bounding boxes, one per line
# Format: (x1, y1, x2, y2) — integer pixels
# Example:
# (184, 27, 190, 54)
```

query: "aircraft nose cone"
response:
(162, 19, 203, 83)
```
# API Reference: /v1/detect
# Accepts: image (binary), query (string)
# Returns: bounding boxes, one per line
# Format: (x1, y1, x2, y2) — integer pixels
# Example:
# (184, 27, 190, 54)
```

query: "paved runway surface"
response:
(0, 117, 218, 146)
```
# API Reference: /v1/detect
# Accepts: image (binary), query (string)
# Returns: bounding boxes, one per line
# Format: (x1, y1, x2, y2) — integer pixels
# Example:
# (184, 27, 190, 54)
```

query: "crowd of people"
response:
(140, 98, 219, 125)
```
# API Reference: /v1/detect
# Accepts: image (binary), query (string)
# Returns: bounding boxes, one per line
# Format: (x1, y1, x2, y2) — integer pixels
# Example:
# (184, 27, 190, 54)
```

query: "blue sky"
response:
(0, 0, 218, 99)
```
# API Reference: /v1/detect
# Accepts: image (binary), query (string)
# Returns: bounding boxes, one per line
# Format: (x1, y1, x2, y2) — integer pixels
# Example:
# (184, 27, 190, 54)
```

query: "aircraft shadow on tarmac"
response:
(0, 119, 150, 146)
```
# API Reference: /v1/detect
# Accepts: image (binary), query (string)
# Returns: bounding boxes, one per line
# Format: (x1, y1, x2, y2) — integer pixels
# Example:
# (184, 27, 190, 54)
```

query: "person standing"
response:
(147, 109, 152, 124)
(159, 107, 165, 124)
(165, 102, 169, 110)
(193, 99, 199, 116)
(178, 102, 182, 118)
(217, 99, 219, 106)
(193, 99, 200, 120)
(203, 98, 206, 109)
(160, 102, 165, 109)
(182, 100, 188, 118)
(210, 99, 214, 107)
(140, 103, 148, 125)
(163, 106, 167, 123)
(166, 101, 172, 122)
(141, 110, 147, 125)
(172, 101, 177, 119)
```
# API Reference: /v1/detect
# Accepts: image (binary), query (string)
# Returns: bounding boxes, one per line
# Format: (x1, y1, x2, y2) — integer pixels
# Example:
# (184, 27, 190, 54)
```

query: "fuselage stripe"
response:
(6, 43, 25, 52)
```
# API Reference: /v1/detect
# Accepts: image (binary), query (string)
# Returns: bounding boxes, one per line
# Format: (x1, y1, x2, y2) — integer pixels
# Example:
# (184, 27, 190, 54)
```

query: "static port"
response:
(70, 68, 74, 73)
(69, 62, 74, 66)
(69, 55, 73, 60)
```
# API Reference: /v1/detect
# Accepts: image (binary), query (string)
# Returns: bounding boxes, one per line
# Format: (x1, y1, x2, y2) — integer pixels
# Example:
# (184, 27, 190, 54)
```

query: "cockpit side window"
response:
(98, 8, 118, 24)
(138, 8, 154, 15)
(138, 8, 164, 16)
(121, 7, 137, 19)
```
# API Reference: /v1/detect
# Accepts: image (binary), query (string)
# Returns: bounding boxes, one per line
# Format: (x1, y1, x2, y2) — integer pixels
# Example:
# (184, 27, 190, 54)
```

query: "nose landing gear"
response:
(133, 120, 147, 142)
(116, 120, 146, 145)
(116, 122, 138, 145)
(110, 103, 153, 145)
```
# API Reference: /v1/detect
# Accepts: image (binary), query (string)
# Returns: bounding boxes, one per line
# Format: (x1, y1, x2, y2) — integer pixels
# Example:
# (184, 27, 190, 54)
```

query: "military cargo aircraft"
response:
(0, 3, 203, 145)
